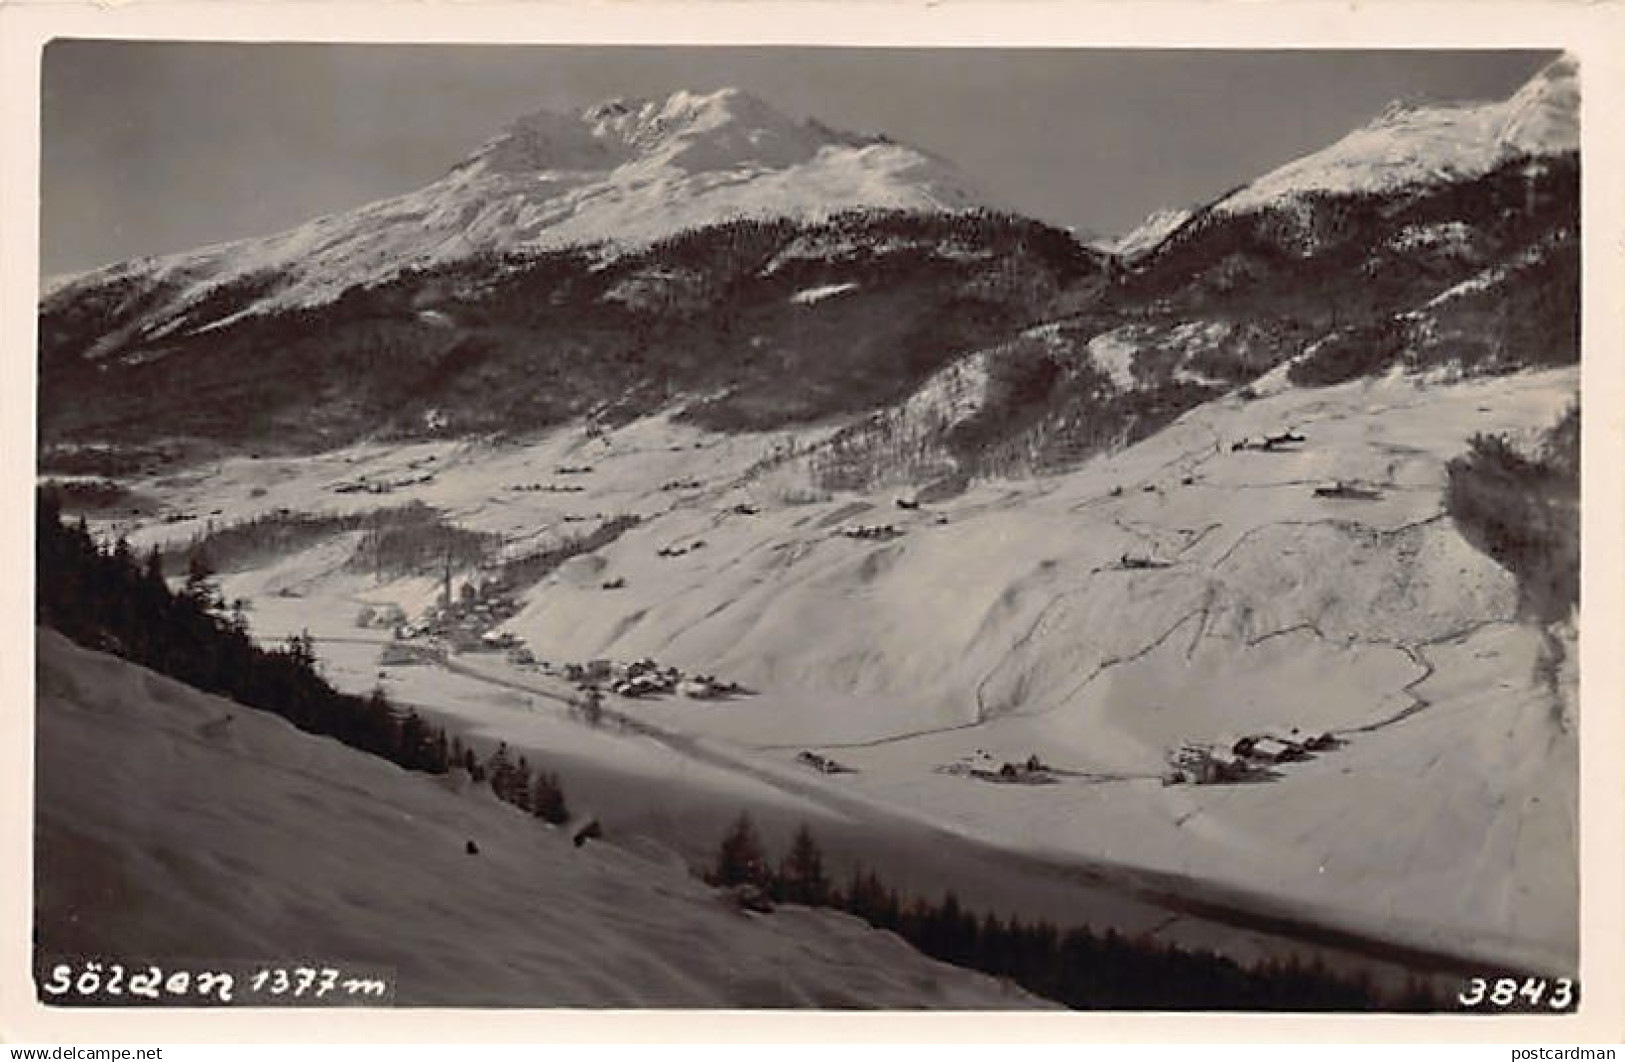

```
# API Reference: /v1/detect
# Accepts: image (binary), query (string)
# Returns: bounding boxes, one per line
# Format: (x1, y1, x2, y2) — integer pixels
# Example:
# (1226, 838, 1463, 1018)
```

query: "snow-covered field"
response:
(84, 365, 1579, 979)
(33, 629, 1046, 1008)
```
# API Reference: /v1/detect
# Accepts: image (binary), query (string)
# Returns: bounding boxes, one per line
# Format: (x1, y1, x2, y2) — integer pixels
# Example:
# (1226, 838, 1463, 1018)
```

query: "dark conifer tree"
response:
(428, 727, 451, 774)
(532, 771, 570, 825)
(183, 551, 221, 613)
(398, 709, 427, 769)
(486, 741, 515, 801)
(143, 546, 166, 590)
(710, 812, 769, 888)
(509, 756, 533, 811)
(776, 823, 829, 906)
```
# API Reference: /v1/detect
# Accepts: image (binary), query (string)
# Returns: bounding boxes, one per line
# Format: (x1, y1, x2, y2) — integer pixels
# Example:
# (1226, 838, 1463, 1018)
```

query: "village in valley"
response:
(31, 45, 1585, 1009)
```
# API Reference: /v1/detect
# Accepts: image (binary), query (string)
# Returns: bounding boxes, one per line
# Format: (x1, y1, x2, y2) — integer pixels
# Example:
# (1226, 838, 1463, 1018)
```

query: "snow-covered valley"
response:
(70, 364, 1578, 981)
(32, 52, 1584, 1009)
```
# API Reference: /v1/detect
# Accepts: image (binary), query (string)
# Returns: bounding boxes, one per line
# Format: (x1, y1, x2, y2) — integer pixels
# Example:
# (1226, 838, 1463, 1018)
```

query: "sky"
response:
(40, 42, 1556, 275)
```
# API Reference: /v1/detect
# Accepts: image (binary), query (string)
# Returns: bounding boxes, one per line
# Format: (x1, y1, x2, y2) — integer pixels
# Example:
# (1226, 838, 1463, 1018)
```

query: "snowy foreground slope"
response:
(107, 366, 1579, 977)
(32, 629, 1043, 1008)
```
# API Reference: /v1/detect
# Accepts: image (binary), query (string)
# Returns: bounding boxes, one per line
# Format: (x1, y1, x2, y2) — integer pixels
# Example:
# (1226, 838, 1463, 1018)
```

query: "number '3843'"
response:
(1458, 977, 1576, 1010)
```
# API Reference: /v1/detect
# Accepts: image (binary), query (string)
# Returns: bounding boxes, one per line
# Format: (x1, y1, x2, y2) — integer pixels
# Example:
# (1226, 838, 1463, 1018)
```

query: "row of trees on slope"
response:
(157, 502, 495, 578)
(707, 813, 1446, 1012)
(1445, 405, 1579, 622)
(34, 488, 572, 825)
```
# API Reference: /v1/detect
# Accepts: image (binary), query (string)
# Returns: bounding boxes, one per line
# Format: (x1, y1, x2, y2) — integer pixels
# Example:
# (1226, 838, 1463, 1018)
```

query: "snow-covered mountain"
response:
(806, 57, 1578, 488)
(39, 57, 1576, 463)
(1089, 206, 1193, 259)
(1215, 54, 1577, 215)
(36, 54, 1584, 993)
(46, 88, 988, 325)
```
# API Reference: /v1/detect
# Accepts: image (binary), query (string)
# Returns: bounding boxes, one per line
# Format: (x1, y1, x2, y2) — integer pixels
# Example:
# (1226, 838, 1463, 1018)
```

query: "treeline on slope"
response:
(799, 154, 1579, 491)
(42, 156, 1577, 491)
(38, 478, 145, 515)
(34, 488, 573, 826)
(1089, 153, 1578, 392)
(38, 442, 189, 479)
(348, 511, 503, 580)
(806, 346, 1222, 492)
(705, 814, 1445, 1012)
(490, 513, 641, 592)
(1445, 403, 1579, 622)
(161, 502, 498, 578)
(159, 499, 635, 622)
(998, 156, 1577, 477)
(1121, 153, 1577, 329)
(1286, 318, 1411, 387)
(39, 210, 1102, 449)
(1405, 228, 1579, 375)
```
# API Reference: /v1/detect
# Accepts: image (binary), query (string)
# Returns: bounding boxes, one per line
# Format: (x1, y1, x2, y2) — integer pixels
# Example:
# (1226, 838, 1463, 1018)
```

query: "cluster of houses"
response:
(391, 584, 525, 652)
(837, 523, 905, 541)
(562, 660, 616, 685)
(356, 603, 408, 630)
(477, 629, 525, 652)
(560, 657, 744, 701)
(938, 751, 1057, 785)
(1230, 429, 1307, 453)
(656, 540, 707, 558)
(334, 471, 436, 495)
(1163, 729, 1338, 785)
(509, 482, 587, 494)
(795, 750, 854, 774)
(980, 754, 1057, 785)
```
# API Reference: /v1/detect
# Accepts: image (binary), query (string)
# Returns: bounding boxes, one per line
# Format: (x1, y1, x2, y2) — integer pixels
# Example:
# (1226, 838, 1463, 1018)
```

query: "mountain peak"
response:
(1089, 205, 1194, 259)
(48, 85, 989, 321)
(1216, 53, 1577, 214)
(472, 107, 617, 174)
(1499, 53, 1578, 154)
(470, 86, 834, 176)
(582, 96, 635, 122)
(577, 86, 768, 126)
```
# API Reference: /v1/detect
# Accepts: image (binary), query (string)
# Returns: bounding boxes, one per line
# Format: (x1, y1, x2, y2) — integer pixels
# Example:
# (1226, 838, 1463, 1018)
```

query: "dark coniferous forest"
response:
(34, 487, 571, 824)
(704, 813, 1450, 1011)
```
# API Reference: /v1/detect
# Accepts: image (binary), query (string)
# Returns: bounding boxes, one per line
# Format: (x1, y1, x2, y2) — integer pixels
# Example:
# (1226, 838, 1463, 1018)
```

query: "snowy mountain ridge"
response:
(1216, 54, 1577, 214)
(1089, 206, 1194, 259)
(34, 56, 1583, 992)
(46, 87, 988, 324)
(39, 58, 1577, 457)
